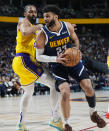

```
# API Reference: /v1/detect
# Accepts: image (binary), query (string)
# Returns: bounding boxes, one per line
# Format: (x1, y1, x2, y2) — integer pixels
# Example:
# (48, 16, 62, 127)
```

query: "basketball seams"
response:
(64, 47, 81, 67)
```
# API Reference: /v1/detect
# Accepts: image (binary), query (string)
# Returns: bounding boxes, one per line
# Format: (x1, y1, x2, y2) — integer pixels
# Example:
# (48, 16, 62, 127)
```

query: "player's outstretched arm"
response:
(18, 19, 42, 36)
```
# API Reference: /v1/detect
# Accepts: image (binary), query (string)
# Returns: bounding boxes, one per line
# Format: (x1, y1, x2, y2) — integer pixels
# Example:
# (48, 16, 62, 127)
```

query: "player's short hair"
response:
(24, 5, 36, 12)
(43, 4, 61, 16)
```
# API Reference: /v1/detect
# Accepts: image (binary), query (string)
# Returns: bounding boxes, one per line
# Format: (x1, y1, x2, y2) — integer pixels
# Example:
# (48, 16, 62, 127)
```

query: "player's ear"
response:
(24, 12, 26, 17)
(55, 15, 58, 19)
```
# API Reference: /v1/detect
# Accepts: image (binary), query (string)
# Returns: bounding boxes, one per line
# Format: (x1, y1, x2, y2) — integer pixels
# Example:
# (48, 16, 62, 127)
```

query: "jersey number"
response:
(56, 45, 67, 56)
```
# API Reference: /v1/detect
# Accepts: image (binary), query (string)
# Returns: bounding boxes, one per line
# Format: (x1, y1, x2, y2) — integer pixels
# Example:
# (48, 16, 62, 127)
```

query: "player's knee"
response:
(24, 91, 32, 98)
(22, 84, 34, 95)
(86, 86, 94, 96)
(80, 79, 94, 96)
(60, 87, 70, 101)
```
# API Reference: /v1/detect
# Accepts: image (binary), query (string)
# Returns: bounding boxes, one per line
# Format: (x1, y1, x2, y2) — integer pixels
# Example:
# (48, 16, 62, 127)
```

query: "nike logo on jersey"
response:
(49, 35, 55, 39)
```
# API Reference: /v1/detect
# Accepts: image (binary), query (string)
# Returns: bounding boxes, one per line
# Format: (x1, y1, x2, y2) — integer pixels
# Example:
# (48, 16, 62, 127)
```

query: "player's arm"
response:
(35, 30, 66, 64)
(19, 19, 42, 36)
(67, 22, 80, 48)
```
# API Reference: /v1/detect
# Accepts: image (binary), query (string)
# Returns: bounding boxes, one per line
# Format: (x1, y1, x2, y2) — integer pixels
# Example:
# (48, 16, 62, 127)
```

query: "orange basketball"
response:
(64, 47, 82, 67)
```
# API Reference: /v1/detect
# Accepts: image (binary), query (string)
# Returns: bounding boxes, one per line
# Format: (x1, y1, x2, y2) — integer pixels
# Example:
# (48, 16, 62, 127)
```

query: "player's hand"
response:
(71, 24, 77, 30)
(56, 53, 67, 65)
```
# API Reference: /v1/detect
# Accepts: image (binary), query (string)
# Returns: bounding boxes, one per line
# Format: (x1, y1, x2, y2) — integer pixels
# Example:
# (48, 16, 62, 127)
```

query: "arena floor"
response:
(0, 90, 109, 131)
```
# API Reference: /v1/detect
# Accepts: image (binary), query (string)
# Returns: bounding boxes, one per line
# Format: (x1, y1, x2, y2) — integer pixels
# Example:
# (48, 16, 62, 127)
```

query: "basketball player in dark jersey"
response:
(35, 5, 107, 131)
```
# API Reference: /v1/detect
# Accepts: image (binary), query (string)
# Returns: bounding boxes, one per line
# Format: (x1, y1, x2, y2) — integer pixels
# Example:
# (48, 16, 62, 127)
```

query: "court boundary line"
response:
(79, 121, 109, 131)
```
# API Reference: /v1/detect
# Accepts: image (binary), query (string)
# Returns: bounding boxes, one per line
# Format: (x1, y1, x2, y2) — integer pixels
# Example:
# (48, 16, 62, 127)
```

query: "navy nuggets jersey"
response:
(42, 21, 72, 56)
(42, 21, 89, 88)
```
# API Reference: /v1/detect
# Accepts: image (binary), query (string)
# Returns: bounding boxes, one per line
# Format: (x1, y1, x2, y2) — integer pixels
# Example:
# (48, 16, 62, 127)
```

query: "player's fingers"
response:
(60, 60, 66, 65)
(59, 53, 67, 58)
(71, 24, 77, 30)
(72, 24, 76, 27)
(58, 58, 66, 63)
(78, 50, 82, 59)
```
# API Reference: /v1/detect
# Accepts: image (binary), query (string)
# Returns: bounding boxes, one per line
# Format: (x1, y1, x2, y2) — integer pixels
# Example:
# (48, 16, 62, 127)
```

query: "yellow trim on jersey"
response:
(107, 56, 109, 68)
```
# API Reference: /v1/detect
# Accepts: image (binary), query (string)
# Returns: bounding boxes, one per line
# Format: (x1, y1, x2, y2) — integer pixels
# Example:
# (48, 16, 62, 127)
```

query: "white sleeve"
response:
(36, 48, 57, 63)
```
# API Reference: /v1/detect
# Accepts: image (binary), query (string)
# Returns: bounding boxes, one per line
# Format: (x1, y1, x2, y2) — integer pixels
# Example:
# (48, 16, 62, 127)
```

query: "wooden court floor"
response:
(0, 90, 109, 131)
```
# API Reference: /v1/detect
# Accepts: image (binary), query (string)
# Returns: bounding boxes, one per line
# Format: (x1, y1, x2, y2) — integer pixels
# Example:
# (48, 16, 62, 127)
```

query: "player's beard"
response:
(47, 18, 55, 28)
(28, 16, 36, 24)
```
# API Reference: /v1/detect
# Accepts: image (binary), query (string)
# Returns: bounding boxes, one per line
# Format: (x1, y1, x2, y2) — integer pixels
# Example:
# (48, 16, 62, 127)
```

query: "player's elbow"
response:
(36, 56, 41, 62)
(36, 52, 42, 62)
(36, 48, 45, 62)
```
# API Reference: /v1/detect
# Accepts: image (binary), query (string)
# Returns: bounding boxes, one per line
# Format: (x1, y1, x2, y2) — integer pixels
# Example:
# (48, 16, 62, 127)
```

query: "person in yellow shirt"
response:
(12, 5, 63, 131)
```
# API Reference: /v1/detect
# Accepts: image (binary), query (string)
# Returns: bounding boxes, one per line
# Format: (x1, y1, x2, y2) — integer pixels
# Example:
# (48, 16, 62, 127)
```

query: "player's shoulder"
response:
(37, 29, 45, 35)
(18, 18, 30, 27)
(65, 22, 73, 28)
(36, 29, 46, 39)
(64, 21, 74, 31)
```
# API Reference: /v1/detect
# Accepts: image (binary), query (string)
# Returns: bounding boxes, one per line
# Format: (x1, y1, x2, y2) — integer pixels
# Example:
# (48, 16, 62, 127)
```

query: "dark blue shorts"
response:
(49, 61, 89, 91)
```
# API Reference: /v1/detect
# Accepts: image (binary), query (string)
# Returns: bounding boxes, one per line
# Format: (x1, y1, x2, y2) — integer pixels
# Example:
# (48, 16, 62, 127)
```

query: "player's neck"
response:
(24, 18, 32, 25)
(48, 21, 61, 33)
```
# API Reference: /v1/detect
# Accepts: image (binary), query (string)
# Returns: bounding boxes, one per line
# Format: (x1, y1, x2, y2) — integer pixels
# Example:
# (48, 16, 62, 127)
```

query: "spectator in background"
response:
(12, 78, 22, 95)
(0, 76, 8, 97)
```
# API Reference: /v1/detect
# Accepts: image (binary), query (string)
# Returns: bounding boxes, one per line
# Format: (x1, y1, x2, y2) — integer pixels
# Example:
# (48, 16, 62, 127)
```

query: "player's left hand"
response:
(71, 24, 77, 30)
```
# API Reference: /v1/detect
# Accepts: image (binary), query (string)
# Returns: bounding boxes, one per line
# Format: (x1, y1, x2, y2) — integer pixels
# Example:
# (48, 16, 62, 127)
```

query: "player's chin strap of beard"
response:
(47, 19, 55, 28)
(82, 55, 109, 74)
(29, 17, 36, 25)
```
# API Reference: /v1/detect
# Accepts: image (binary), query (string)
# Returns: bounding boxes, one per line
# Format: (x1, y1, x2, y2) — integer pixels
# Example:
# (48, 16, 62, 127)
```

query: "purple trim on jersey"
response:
(16, 53, 44, 77)
(20, 112, 22, 123)
(16, 53, 29, 57)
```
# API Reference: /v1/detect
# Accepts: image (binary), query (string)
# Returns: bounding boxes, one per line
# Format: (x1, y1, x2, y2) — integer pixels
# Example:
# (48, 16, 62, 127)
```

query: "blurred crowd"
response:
(60, 1, 109, 18)
(0, 36, 21, 97)
(79, 26, 108, 63)
(0, 75, 22, 97)
(69, 73, 109, 92)
(0, 5, 22, 16)
(0, 36, 15, 77)
(0, 0, 109, 18)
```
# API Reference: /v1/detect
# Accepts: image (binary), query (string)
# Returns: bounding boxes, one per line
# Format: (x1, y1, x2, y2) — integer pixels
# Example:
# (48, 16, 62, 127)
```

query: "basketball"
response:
(64, 47, 82, 67)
